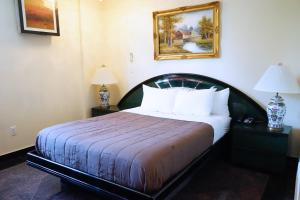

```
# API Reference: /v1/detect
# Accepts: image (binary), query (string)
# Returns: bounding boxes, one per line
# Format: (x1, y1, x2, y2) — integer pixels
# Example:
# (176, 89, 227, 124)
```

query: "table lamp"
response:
(91, 65, 117, 109)
(254, 63, 300, 132)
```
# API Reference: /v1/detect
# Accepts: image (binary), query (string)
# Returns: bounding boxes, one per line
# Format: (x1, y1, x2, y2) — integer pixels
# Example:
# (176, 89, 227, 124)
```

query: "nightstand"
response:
(231, 123, 291, 173)
(91, 105, 120, 117)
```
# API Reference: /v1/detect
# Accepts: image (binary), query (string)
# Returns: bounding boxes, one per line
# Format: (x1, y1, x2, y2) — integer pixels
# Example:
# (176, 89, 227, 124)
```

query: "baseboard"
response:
(0, 146, 34, 170)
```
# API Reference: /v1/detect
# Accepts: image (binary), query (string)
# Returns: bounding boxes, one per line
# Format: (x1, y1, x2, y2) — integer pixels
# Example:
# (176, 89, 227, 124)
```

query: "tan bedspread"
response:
(36, 112, 214, 193)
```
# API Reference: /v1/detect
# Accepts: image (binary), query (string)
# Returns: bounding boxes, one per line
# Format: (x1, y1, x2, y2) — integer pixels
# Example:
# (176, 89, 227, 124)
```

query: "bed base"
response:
(26, 73, 266, 199)
(26, 135, 228, 200)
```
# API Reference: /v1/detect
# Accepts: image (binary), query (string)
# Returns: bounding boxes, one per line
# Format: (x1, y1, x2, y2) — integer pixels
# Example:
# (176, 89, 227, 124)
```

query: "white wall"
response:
(100, 0, 300, 156)
(1, 0, 299, 157)
(0, 0, 110, 156)
(0, 0, 86, 155)
(79, 0, 106, 118)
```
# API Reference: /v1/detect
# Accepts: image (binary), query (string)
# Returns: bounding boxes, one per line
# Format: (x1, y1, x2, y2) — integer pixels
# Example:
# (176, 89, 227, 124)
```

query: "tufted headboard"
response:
(117, 73, 267, 123)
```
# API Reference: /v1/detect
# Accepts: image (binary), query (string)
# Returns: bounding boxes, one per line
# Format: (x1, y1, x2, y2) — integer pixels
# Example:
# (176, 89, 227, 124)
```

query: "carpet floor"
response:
(0, 159, 270, 200)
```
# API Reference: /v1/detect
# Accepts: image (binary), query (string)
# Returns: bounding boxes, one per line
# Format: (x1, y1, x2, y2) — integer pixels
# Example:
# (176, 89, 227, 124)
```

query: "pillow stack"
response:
(141, 85, 177, 113)
(141, 85, 230, 117)
(212, 88, 230, 116)
(173, 89, 214, 116)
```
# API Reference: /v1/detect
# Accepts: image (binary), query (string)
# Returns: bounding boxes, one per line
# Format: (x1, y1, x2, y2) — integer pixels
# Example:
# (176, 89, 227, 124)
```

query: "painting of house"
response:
(156, 6, 216, 56)
(174, 31, 183, 40)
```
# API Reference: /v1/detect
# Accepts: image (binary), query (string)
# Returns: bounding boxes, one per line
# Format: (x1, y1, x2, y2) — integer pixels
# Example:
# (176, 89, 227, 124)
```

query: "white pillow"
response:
(173, 89, 215, 116)
(212, 88, 230, 116)
(141, 85, 177, 113)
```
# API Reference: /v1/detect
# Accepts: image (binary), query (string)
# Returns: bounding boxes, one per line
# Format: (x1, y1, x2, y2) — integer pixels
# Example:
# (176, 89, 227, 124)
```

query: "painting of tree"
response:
(153, 2, 220, 60)
(158, 9, 214, 54)
(197, 16, 214, 50)
(199, 16, 213, 40)
(159, 15, 182, 47)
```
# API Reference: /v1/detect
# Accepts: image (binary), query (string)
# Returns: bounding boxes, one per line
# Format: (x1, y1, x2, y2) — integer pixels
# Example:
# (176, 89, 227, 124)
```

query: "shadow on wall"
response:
(19, 33, 52, 46)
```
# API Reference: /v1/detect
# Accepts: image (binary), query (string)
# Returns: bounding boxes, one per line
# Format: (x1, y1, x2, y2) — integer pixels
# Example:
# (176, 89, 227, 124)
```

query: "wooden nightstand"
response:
(231, 123, 291, 173)
(91, 105, 120, 117)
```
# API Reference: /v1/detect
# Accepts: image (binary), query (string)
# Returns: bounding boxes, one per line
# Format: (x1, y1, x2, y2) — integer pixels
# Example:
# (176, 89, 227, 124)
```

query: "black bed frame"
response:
(27, 73, 267, 200)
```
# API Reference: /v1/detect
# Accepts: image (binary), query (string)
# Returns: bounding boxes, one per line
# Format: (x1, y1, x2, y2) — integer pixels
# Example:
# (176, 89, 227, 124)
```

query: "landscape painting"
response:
(18, 0, 60, 36)
(153, 2, 220, 60)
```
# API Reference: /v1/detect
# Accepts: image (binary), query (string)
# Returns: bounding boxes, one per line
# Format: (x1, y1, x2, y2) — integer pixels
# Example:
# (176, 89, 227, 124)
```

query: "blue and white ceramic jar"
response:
(99, 85, 110, 108)
(267, 93, 286, 132)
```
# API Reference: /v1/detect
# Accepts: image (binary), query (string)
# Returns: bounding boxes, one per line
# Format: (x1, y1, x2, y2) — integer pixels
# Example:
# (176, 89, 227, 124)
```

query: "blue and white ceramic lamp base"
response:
(99, 85, 110, 109)
(267, 93, 286, 132)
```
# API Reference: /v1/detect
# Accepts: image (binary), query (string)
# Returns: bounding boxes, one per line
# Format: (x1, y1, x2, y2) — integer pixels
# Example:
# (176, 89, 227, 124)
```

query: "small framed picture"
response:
(153, 2, 220, 60)
(17, 0, 60, 36)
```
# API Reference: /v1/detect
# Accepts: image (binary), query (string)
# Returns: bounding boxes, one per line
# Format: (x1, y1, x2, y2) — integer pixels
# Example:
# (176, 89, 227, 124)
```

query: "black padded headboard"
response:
(118, 73, 267, 122)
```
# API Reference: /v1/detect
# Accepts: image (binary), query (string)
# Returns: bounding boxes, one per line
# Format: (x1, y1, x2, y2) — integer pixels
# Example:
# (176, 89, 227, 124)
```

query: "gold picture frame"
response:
(153, 2, 220, 60)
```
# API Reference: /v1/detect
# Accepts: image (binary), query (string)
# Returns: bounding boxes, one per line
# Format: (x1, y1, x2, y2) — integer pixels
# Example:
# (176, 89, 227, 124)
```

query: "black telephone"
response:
(237, 116, 256, 125)
(243, 117, 255, 125)
(232, 102, 256, 125)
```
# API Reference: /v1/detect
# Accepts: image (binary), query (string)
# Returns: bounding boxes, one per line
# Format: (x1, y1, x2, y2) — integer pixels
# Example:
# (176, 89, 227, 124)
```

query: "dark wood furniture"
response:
(231, 123, 291, 173)
(91, 105, 120, 117)
(27, 73, 267, 200)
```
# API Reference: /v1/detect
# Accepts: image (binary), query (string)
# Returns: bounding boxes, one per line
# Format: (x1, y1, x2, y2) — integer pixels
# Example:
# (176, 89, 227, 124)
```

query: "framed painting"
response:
(17, 0, 60, 36)
(153, 2, 220, 60)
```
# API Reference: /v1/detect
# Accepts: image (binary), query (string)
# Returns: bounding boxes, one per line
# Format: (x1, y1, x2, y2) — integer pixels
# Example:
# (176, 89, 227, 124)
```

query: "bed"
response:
(27, 73, 267, 200)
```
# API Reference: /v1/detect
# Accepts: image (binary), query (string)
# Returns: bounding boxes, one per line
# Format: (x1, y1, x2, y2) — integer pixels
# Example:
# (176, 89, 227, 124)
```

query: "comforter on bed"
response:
(36, 112, 214, 193)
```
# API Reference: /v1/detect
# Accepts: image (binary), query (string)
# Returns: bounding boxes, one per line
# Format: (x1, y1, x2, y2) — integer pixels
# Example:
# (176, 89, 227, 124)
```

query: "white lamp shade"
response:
(91, 67, 117, 85)
(254, 64, 300, 94)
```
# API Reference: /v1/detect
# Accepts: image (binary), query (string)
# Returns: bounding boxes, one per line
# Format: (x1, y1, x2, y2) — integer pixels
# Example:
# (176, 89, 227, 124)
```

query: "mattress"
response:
(124, 107, 231, 144)
(36, 112, 214, 193)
